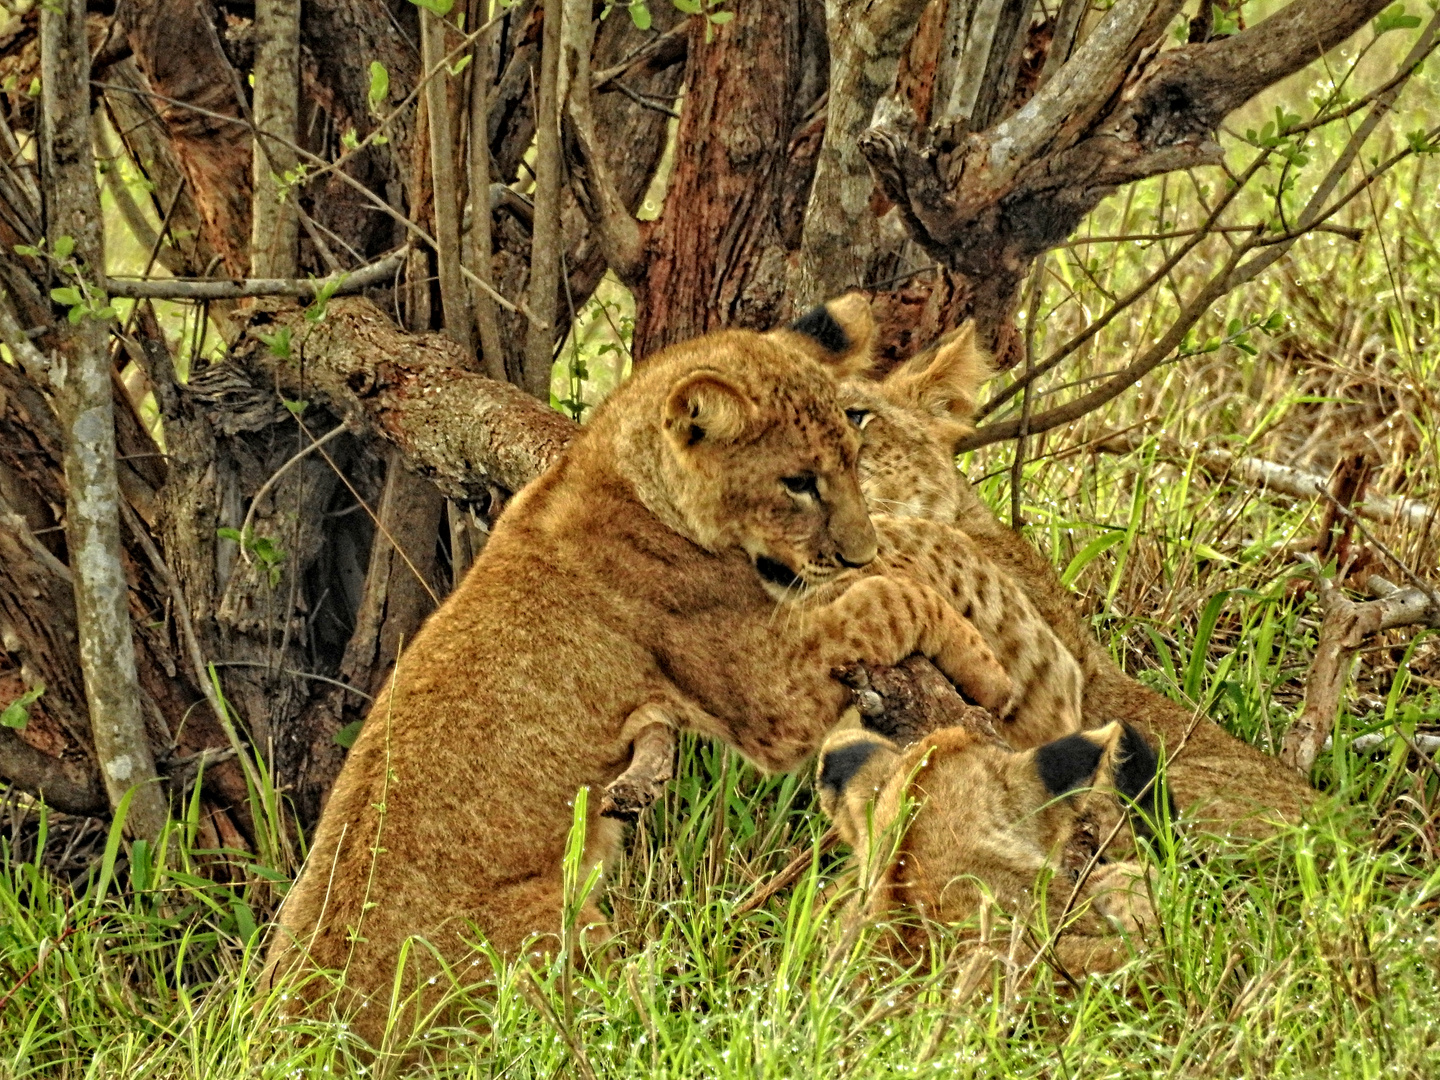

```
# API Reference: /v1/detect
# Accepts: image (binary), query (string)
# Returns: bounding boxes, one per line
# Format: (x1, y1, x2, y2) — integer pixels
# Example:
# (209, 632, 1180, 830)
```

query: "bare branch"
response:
(1281, 576, 1440, 774)
(107, 248, 409, 300)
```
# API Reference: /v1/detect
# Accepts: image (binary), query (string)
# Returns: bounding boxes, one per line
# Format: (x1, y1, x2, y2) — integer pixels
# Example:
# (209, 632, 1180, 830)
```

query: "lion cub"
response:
(837, 327, 1318, 834)
(262, 298, 1011, 1045)
(817, 718, 1166, 976)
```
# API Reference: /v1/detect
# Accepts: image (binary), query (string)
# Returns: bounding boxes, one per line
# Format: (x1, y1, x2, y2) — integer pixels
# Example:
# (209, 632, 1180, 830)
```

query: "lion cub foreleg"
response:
(802, 576, 1013, 716)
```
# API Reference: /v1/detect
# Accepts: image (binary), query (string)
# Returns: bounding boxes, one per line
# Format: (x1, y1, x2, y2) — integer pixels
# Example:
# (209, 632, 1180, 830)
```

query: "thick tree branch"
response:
(234, 298, 576, 498)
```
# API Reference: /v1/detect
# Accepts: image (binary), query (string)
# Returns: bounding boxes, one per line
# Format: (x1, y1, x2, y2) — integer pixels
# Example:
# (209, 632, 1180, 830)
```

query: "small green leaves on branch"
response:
(217, 527, 287, 587)
(1374, 3, 1422, 35)
(18, 236, 118, 324)
(367, 62, 390, 114)
(1180, 312, 1284, 359)
(1, 684, 44, 730)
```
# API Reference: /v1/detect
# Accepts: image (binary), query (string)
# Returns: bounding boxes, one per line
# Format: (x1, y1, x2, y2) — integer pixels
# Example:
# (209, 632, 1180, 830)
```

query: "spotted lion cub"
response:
(836, 324, 1318, 835)
(784, 319, 1088, 751)
(817, 718, 1167, 975)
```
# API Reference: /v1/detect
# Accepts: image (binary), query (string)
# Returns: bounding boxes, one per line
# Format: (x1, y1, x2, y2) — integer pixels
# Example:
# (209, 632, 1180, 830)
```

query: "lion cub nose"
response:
(838, 531, 878, 568)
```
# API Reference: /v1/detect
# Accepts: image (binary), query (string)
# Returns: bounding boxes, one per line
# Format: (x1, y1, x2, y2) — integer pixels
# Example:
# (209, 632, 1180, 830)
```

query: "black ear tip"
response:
(1114, 723, 1160, 801)
(789, 305, 851, 355)
(1034, 732, 1105, 797)
(819, 740, 882, 795)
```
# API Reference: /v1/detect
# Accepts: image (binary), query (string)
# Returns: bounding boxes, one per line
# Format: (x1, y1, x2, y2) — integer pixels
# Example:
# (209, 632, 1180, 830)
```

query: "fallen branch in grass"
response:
(1097, 430, 1437, 530)
(1323, 731, 1440, 755)
(1281, 574, 1440, 774)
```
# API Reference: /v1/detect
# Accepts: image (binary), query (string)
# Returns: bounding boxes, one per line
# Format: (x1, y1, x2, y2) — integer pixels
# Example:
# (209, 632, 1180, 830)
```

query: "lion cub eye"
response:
(782, 475, 819, 497)
(844, 408, 873, 430)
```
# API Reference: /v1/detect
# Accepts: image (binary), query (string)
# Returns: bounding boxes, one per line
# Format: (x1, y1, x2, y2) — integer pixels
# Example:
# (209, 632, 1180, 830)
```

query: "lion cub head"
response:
(602, 295, 883, 597)
(837, 323, 991, 523)
(817, 719, 1168, 968)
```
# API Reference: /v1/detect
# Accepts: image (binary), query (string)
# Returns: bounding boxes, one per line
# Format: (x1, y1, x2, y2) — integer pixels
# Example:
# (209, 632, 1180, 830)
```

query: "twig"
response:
(731, 830, 840, 918)
(235, 423, 351, 563)
(207, 661, 373, 701)
(516, 969, 599, 1080)
(1315, 488, 1440, 605)
(107, 248, 409, 300)
(611, 79, 681, 118)
(93, 81, 530, 321)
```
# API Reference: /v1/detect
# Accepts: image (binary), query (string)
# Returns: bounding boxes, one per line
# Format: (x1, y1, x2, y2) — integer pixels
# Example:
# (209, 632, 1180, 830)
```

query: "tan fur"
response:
(840, 328, 1318, 835)
(261, 300, 1013, 1046)
(818, 720, 1156, 977)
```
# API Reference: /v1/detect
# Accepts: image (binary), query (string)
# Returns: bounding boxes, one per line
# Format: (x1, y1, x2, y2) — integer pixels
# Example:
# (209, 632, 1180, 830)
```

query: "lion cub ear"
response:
(663, 370, 759, 449)
(816, 727, 901, 847)
(886, 322, 992, 424)
(1030, 722, 1168, 826)
(773, 292, 877, 378)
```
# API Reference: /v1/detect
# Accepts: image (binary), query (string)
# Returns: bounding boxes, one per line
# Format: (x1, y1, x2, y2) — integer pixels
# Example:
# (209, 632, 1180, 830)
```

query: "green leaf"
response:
(707, 9, 733, 23)
(672, 0, 701, 12)
(67, 306, 84, 325)
(12, 243, 41, 258)
(49, 286, 81, 306)
(216, 526, 244, 543)
(1, 684, 44, 730)
(410, 0, 455, 13)
(629, 2, 652, 28)
(256, 326, 292, 360)
(26, 78, 39, 98)
(340, 128, 361, 151)
(1374, 3, 1421, 33)
(368, 61, 390, 112)
(94, 306, 117, 321)
(1060, 531, 1125, 588)
(282, 398, 309, 416)
(51, 235, 75, 259)
(449, 54, 473, 76)
(334, 719, 364, 749)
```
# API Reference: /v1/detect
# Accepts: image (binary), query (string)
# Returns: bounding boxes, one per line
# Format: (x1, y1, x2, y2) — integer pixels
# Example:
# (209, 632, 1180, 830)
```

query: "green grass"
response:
(7, 9, 1440, 1079)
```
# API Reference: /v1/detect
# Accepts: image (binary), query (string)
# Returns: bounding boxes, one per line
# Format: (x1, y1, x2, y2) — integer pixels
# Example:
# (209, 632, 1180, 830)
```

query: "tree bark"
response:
(250, 0, 301, 278)
(41, 0, 167, 840)
(120, 0, 253, 277)
(524, 0, 565, 397)
(631, 1, 825, 356)
(421, 7, 474, 352)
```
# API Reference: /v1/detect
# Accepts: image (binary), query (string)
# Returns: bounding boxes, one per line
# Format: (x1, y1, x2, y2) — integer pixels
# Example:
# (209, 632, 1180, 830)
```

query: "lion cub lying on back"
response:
(818, 718, 1167, 976)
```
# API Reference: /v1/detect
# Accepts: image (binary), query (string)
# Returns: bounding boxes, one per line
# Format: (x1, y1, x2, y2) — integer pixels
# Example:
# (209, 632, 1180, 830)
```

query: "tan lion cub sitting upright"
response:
(818, 718, 1167, 976)
(263, 298, 1012, 1045)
